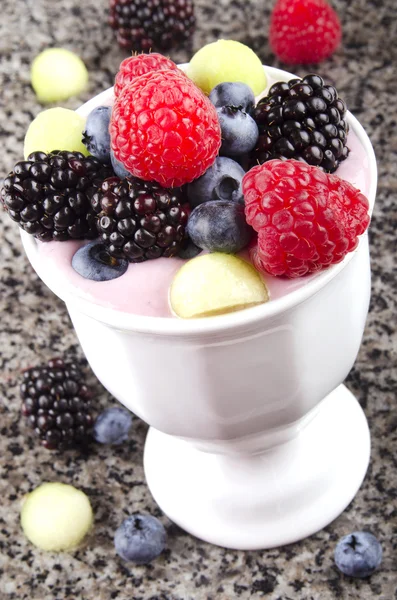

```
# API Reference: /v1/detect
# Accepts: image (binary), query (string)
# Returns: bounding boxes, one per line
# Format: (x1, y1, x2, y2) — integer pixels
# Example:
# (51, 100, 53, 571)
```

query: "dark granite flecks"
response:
(0, 0, 397, 598)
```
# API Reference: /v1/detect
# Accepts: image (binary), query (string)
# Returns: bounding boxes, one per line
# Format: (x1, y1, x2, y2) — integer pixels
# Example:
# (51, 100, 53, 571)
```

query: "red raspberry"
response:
(114, 53, 179, 98)
(110, 70, 222, 188)
(269, 0, 342, 64)
(243, 160, 370, 278)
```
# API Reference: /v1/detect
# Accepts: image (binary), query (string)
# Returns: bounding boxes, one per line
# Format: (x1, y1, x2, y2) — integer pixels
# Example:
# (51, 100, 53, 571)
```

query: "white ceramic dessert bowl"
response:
(20, 66, 377, 549)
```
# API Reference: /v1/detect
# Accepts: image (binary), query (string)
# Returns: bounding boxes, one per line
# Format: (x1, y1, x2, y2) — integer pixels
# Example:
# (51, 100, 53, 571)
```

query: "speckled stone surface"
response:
(0, 0, 396, 598)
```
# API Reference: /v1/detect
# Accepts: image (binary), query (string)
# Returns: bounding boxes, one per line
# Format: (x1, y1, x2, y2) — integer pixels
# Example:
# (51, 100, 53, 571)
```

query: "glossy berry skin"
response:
(187, 200, 253, 254)
(270, 0, 342, 64)
(209, 82, 255, 114)
(114, 53, 179, 97)
(243, 159, 370, 278)
(251, 74, 349, 173)
(109, 0, 195, 53)
(20, 358, 93, 450)
(187, 157, 245, 209)
(110, 70, 221, 188)
(114, 515, 167, 564)
(217, 106, 259, 157)
(82, 106, 112, 163)
(93, 406, 133, 445)
(334, 532, 382, 578)
(91, 176, 188, 262)
(110, 149, 132, 179)
(72, 240, 128, 281)
(0, 151, 113, 241)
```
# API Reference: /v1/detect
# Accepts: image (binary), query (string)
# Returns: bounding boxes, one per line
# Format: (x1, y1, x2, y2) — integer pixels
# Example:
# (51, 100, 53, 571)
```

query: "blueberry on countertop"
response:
(93, 406, 133, 445)
(114, 515, 167, 564)
(334, 531, 382, 578)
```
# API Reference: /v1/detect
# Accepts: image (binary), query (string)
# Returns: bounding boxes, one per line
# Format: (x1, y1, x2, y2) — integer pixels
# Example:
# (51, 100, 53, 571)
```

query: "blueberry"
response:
(82, 106, 111, 163)
(72, 240, 128, 282)
(334, 532, 382, 578)
(187, 157, 245, 209)
(187, 200, 253, 254)
(110, 149, 132, 179)
(217, 106, 259, 157)
(114, 515, 167, 564)
(177, 238, 202, 259)
(209, 82, 255, 114)
(93, 406, 133, 445)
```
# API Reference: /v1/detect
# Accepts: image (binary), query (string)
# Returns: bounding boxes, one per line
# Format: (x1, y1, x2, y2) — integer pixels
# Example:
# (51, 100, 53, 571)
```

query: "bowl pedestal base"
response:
(144, 384, 370, 550)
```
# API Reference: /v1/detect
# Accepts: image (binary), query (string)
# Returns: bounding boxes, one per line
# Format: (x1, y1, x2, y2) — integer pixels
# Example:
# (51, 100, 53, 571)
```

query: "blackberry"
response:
(250, 74, 349, 173)
(20, 358, 93, 450)
(109, 0, 195, 52)
(91, 176, 188, 262)
(1, 151, 113, 241)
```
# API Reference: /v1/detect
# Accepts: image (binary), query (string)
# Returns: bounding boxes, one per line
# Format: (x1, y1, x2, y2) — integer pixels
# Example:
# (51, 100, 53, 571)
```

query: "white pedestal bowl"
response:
(20, 66, 377, 550)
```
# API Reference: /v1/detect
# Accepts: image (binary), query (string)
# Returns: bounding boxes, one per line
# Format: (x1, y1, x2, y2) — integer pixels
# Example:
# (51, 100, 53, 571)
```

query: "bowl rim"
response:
(20, 65, 377, 336)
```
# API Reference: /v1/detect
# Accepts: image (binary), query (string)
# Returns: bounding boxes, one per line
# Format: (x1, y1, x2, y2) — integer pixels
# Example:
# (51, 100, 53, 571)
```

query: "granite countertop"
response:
(0, 0, 396, 598)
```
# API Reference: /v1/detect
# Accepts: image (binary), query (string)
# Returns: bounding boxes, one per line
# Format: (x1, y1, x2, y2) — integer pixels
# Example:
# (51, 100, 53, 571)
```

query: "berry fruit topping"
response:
(21, 482, 93, 551)
(31, 48, 88, 104)
(93, 406, 133, 445)
(72, 240, 128, 281)
(114, 515, 167, 564)
(187, 157, 245, 209)
(251, 74, 349, 173)
(187, 40, 267, 96)
(243, 159, 370, 278)
(177, 238, 202, 259)
(24, 108, 90, 159)
(109, 0, 195, 52)
(82, 106, 112, 164)
(209, 82, 255, 114)
(217, 106, 259, 157)
(91, 176, 188, 262)
(334, 532, 382, 578)
(187, 200, 253, 254)
(20, 357, 93, 450)
(114, 53, 179, 98)
(110, 70, 221, 187)
(170, 253, 269, 318)
(1, 151, 113, 241)
(269, 0, 342, 65)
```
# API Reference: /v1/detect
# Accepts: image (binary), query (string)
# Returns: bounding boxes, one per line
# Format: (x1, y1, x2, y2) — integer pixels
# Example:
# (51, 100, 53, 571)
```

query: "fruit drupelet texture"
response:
(20, 358, 93, 450)
(110, 70, 222, 188)
(243, 159, 370, 278)
(269, 0, 342, 64)
(251, 74, 349, 173)
(109, 0, 195, 53)
(114, 53, 179, 97)
(91, 176, 188, 262)
(1, 151, 113, 241)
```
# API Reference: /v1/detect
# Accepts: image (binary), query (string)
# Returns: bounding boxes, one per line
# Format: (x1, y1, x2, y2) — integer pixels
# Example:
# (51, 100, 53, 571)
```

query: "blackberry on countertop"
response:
(109, 0, 195, 52)
(21, 358, 93, 451)
(92, 176, 189, 262)
(250, 74, 349, 173)
(1, 151, 113, 241)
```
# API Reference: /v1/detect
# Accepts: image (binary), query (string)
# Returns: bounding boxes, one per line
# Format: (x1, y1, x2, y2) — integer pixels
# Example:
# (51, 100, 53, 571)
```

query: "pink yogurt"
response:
(37, 127, 371, 317)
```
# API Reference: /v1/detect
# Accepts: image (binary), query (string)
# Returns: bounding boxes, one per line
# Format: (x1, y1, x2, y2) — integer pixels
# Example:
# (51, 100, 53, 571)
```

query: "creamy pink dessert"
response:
(36, 126, 370, 318)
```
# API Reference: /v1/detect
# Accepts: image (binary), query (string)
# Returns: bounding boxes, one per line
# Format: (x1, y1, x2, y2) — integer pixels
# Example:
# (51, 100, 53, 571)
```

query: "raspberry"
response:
(243, 160, 370, 278)
(110, 70, 221, 188)
(269, 0, 342, 64)
(114, 53, 179, 98)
